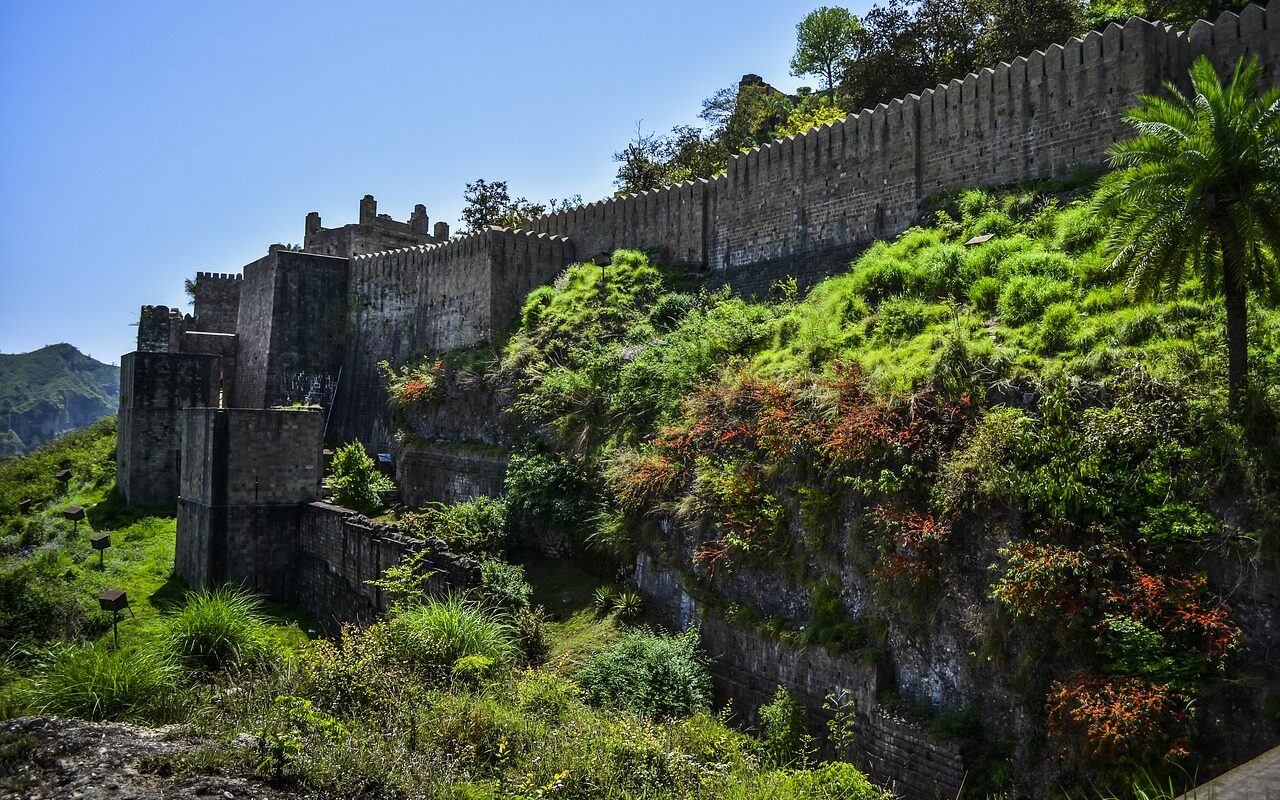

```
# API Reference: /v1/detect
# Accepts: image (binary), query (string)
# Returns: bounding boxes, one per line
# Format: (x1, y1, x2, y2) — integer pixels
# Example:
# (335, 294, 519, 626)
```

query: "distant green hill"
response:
(0, 344, 119, 459)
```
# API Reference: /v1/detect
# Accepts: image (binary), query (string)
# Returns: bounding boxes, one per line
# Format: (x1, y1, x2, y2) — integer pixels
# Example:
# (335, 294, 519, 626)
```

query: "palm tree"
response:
(1093, 55, 1280, 410)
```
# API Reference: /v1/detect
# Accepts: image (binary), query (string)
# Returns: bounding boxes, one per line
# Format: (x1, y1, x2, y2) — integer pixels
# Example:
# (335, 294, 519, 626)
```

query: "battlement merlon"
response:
(303, 194, 445, 258)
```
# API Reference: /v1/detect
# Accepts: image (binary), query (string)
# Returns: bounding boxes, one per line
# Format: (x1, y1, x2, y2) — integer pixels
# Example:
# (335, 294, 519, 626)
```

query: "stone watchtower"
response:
(303, 194, 448, 257)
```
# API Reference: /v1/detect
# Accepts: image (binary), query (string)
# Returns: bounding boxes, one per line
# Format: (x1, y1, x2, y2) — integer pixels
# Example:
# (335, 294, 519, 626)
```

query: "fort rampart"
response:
(527, 8, 1276, 293)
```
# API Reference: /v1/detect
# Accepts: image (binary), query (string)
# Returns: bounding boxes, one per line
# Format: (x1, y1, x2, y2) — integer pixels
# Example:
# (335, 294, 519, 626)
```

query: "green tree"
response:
(971, 0, 1085, 65)
(790, 6, 864, 90)
(460, 180, 579, 233)
(1093, 56, 1280, 409)
(328, 441, 394, 514)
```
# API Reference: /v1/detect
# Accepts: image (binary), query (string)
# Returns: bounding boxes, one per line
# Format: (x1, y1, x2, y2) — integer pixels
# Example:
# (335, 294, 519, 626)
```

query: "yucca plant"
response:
(592, 585, 619, 613)
(613, 591, 644, 621)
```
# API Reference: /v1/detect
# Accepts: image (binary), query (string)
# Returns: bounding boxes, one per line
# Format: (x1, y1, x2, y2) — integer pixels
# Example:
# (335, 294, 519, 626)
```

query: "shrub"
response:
(650, 292, 699, 330)
(256, 695, 347, 779)
(380, 355, 444, 411)
(512, 606, 550, 667)
(0, 552, 97, 647)
(997, 275, 1072, 326)
(381, 595, 515, 680)
(871, 297, 936, 341)
(991, 542, 1095, 625)
(757, 685, 813, 767)
(1053, 203, 1106, 253)
(504, 450, 594, 532)
(296, 622, 393, 713)
(969, 209, 1016, 238)
(576, 628, 712, 719)
(20, 644, 185, 722)
(1046, 671, 1190, 767)
(478, 558, 532, 611)
(763, 762, 891, 799)
(909, 243, 968, 298)
(515, 669, 579, 722)
(163, 587, 272, 673)
(400, 497, 509, 556)
(846, 247, 910, 303)
(997, 249, 1074, 281)
(328, 441, 394, 515)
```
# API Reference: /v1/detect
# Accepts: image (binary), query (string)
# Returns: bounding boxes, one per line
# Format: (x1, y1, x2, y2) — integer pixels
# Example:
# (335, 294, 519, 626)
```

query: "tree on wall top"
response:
(1093, 55, 1280, 411)
(790, 6, 864, 90)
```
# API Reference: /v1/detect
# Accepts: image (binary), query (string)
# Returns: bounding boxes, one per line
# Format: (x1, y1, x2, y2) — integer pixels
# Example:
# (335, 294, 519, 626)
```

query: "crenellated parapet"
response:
(329, 227, 575, 450)
(136, 305, 190, 354)
(304, 194, 446, 257)
(192, 271, 243, 334)
(524, 6, 1277, 292)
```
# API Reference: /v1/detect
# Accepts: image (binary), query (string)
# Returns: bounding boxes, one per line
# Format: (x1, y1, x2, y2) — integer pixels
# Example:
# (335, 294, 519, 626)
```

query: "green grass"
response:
(0, 422, 311, 712)
(522, 554, 624, 670)
(17, 642, 187, 723)
(163, 587, 274, 673)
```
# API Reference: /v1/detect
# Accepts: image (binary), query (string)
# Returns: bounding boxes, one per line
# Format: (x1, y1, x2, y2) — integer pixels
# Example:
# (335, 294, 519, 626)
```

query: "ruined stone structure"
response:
(113, 9, 1278, 796)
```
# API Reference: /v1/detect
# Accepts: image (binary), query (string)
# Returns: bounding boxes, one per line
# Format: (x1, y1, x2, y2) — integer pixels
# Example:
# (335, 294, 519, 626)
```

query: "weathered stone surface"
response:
(395, 442, 509, 509)
(0, 716, 295, 800)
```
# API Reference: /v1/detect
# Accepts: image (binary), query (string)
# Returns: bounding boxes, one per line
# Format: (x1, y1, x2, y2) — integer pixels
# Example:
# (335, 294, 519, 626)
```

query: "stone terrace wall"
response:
(395, 443, 509, 508)
(634, 553, 966, 800)
(526, 8, 1276, 294)
(331, 228, 573, 450)
(296, 503, 481, 627)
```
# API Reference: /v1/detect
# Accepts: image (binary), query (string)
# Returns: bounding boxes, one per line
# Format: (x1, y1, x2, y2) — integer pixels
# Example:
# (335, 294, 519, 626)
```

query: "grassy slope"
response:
(0, 420, 308, 693)
(523, 554, 623, 669)
(488, 180, 1280, 793)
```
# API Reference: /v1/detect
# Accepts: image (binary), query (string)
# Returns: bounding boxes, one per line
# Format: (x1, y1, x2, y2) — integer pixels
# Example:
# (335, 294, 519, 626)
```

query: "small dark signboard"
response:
(18, 499, 32, 515)
(90, 533, 110, 569)
(99, 588, 132, 646)
(99, 588, 129, 613)
(64, 505, 85, 532)
(54, 469, 72, 483)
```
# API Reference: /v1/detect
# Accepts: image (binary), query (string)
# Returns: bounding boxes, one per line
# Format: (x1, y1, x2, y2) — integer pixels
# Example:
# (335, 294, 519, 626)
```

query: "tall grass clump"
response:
(998, 274, 1073, 326)
(381, 595, 515, 678)
(20, 643, 185, 722)
(163, 587, 273, 673)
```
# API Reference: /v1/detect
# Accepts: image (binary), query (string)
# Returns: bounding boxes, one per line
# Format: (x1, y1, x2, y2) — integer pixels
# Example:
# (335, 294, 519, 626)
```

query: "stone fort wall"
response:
(329, 227, 574, 450)
(526, 8, 1276, 294)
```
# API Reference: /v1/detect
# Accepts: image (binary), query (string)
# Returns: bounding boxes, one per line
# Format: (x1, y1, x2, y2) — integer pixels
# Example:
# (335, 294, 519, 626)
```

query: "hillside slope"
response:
(0, 344, 119, 459)
(389, 180, 1280, 795)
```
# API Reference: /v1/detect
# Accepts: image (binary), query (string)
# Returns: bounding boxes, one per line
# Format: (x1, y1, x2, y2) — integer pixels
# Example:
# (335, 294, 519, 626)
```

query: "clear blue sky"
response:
(0, 0, 873, 364)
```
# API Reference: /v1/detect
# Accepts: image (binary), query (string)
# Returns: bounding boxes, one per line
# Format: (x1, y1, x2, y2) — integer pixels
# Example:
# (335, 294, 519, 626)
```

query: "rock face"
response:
(0, 344, 118, 459)
(0, 716, 296, 799)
